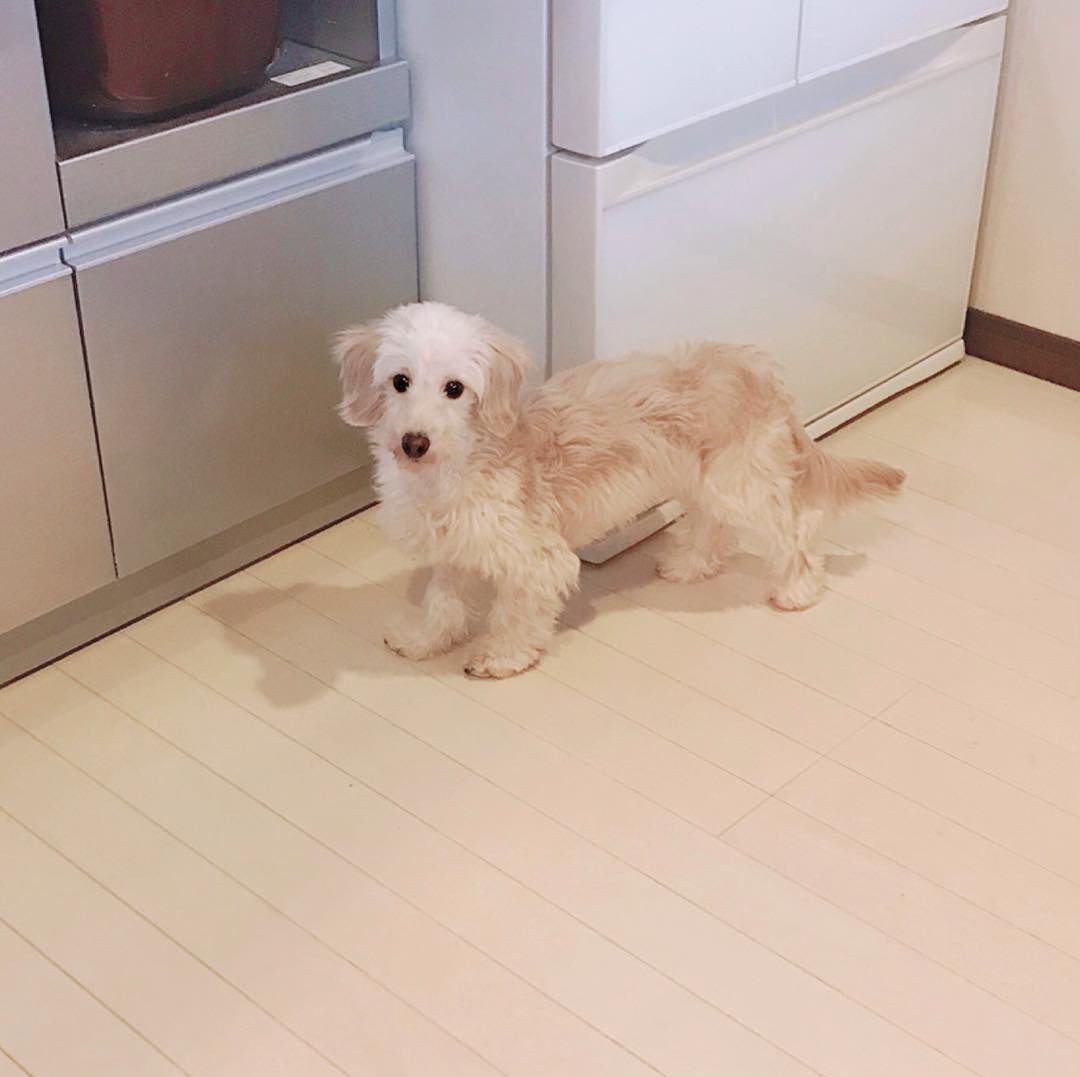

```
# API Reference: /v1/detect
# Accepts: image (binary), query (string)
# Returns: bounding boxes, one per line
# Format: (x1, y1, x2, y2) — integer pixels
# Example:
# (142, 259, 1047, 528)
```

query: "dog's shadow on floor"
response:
(196, 542, 866, 707)
(196, 568, 439, 707)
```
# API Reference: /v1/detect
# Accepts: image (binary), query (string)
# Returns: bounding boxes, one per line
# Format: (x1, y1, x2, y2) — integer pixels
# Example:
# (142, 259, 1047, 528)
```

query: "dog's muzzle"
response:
(401, 432, 431, 460)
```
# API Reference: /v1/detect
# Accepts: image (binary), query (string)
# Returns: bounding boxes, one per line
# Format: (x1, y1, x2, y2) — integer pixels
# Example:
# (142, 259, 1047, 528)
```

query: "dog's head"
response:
(334, 301, 531, 471)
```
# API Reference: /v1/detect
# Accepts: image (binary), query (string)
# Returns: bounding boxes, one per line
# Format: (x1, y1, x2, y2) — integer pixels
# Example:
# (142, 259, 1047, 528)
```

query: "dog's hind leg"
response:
(701, 434, 825, 610)
(385, 564, 472, 660)
(656, 511, 738, 583)
(761, 498, 825, 611)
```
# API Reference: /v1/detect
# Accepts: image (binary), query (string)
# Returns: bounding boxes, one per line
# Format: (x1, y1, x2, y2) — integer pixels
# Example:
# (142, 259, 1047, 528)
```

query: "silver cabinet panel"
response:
(0, 0, 65, 251)
(0, 265, 115, 634)
(75, 150, 416, 576)
(57, 58, 410, 228)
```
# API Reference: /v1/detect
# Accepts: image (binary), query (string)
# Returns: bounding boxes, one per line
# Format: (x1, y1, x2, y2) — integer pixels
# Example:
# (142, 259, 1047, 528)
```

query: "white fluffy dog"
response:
(335, 301, 904, 678)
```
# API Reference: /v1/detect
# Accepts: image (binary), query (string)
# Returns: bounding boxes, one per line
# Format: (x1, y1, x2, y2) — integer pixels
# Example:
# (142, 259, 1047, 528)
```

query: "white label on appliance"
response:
(272, 60, 351, 87)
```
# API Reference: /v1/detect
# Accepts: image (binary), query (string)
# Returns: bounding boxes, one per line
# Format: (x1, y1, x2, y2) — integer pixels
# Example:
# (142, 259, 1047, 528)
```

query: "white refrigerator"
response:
(398, 0, 1006, 432)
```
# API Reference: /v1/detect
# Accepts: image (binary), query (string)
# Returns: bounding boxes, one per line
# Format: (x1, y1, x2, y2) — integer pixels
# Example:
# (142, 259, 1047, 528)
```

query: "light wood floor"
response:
(2, 357, 1079, 1077)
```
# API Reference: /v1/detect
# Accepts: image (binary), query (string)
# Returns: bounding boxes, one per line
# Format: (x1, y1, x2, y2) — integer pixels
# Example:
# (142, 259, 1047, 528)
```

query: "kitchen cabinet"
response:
(0, 0, 65, 252)
(1, 1, 419, 685)
(67, 137, 417, 576)
(0, 244, 115, 634)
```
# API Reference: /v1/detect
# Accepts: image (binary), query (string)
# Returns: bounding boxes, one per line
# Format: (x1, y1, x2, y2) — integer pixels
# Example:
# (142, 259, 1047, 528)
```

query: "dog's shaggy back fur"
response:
(521, 342, 903, 547)
(336, 301, 904, 677)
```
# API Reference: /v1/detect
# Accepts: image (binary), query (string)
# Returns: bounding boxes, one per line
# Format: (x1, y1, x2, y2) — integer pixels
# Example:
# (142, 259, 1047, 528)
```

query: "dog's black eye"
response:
(392, 373, 410, 393)
(444, 380, 464, 399)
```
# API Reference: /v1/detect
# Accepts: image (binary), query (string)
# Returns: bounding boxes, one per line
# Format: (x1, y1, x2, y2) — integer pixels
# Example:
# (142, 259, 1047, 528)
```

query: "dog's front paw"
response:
(384, 617, 465, 662)
(384, 630, 437, 661)
(768, 572, 825, 612)
(464, 645, 540, 680)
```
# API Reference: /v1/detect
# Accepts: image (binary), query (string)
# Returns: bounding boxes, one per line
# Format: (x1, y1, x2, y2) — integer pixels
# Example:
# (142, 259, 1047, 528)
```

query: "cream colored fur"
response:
(335, 301, 904, 678)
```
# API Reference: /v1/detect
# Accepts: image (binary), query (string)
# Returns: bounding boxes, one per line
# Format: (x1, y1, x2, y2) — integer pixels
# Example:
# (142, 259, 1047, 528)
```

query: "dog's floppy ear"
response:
(478, 325, 532, 438)
(333, 322, 383, 427)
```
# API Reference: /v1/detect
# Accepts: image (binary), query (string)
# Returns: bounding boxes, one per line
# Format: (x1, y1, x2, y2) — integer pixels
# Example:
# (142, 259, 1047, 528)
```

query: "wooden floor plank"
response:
(0, 920, 182, 1077)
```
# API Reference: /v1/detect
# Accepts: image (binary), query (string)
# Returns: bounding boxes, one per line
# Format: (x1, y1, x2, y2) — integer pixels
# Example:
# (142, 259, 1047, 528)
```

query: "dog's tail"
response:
(791, 418, 905, 510)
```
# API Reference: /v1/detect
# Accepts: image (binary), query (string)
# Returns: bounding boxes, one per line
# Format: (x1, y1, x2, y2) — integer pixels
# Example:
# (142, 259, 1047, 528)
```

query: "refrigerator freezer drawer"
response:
(0, 244, 115, 634)
(552, 0, 800, 157)
(69, 138, 417, 576)
(551, 20, 1005, 421)
(798, 0, 1007, 80)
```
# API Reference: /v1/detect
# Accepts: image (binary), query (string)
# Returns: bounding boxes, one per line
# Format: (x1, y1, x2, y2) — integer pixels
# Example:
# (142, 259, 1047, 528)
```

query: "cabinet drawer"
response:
(69, 137, 417, 576)
(552, 21, 1004, 421)
(0, 246, 115, 634)
(552, 0, 800, 157)
(57, 54, 410, 228)
(799, 0, 1007, 80)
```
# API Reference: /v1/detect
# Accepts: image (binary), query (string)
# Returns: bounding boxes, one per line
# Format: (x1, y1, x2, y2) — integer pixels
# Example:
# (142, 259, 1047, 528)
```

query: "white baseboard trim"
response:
(577, 340, 963, 564)
(805, 339, 964, 439)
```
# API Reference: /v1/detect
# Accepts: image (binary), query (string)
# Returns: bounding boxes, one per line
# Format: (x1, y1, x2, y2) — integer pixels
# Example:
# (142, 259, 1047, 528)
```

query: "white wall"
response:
(396, 0, 550, 369)
(971, 0, 1080, 340)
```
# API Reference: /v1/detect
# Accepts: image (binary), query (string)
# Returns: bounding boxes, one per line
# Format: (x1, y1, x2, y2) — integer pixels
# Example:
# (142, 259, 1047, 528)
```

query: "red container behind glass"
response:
(36, 0, 282, 122)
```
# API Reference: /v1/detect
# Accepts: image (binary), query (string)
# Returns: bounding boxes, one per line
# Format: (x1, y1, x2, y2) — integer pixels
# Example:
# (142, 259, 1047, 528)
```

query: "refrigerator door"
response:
(798, 0, 1007, 80)
(551, 20, 1004, 422)
(0, 0, 66, 252)
(0, 243, 115, 634)
(67, 136, 417, 576)
(552, 0, 800, 157)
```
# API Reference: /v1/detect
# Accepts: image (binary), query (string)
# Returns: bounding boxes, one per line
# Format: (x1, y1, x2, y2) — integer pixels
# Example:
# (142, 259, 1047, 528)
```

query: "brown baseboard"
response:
(965, 308, 1080, 392)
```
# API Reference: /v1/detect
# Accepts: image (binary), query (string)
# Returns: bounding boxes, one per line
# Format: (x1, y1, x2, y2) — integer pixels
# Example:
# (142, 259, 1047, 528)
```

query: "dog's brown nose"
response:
(401, 432, 430, 459)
